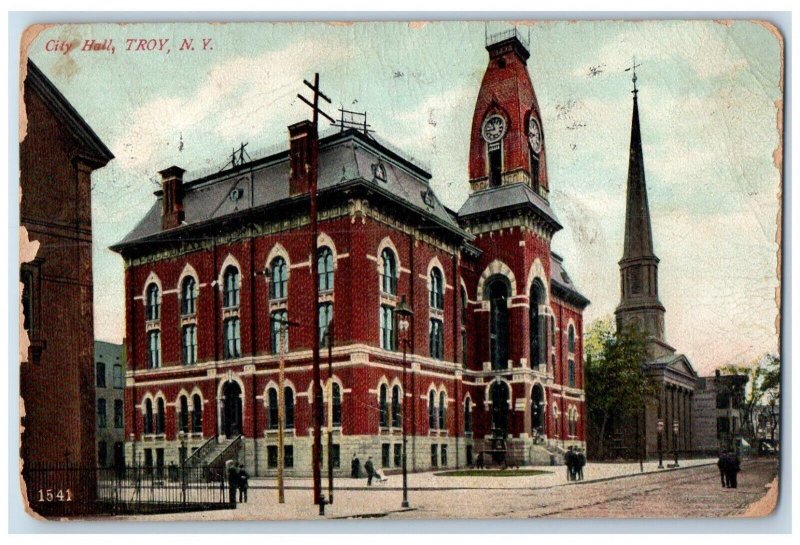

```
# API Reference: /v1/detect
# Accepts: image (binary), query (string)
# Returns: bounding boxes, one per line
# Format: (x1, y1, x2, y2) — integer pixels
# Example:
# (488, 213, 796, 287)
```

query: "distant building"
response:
(95, 341, 126, 470)
(20, 60, 113, 514)
(692, 371, 748, 454)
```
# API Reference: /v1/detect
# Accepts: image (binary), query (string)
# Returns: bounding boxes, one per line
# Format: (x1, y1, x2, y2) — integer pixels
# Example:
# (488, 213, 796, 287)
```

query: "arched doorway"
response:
(221, 381, 243, 438)
(530, 279, 546, 368)
(490, 381, 510, 437)
(531, 384, 545, 436)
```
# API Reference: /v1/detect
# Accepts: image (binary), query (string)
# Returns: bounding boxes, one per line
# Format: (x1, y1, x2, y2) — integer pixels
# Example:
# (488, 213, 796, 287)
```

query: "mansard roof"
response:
(550, 252, 589, 308)
(112, 129, 468, 252)
(456, 182, 562, 231)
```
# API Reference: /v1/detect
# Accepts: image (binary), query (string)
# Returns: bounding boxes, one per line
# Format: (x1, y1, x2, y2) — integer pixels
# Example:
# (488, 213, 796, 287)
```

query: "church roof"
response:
(621, 92, 656, 261)
(456, 182, 562, 231)
(113, 129, 467, 251)
(550, 252, 590, 308)
(646, 352, 699, 381)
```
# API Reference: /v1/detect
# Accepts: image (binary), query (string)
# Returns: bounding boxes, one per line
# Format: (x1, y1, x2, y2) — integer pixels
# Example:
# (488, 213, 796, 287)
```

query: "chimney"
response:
(288, 120, 317, 196)
(160, 165, 186, 230)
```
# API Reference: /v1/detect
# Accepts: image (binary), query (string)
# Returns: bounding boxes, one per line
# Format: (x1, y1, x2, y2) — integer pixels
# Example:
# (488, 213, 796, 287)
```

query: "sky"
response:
(25, 20, 782, 375)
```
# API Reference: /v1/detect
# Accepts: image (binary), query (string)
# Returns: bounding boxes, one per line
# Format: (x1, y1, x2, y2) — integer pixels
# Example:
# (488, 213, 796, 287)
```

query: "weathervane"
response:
(625, 56, 642, 95)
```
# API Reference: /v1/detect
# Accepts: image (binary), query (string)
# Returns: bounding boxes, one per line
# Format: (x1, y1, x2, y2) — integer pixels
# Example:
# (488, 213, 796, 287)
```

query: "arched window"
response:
(223, 318, 241, 359)
(391, 385, 401, 428)
(285, 387, 295, 429)
(438, 391, 446, 429)
(429, 268, 444, 309)
(429, 318, 444, 360)
(270, 257, 288, 300)
(379, 384, 388, 427)
(530, 279, 547, 368)
(568, 407, 578, 437)
(178, 395, 189, 433)
(156, 398, 165, 435)
(568, 325, 576, 354)
(144, 398, 154, 434)
(181, 276, 196, 316)
(223, 266, 240, 308)
(568, 359, 576, 388)
(464, 398, 473, 433)
(428, 390, 437, 429)
(267, 388, 279, 430)
(487, 276, 510, 370)
(146, 283, 160, 321)
(332, 383, 342, 427)
(553, 403, 560, 438)
(381, 248, 397, 295)
(318, 247, 334, 292)
(192, 394, 203, 433)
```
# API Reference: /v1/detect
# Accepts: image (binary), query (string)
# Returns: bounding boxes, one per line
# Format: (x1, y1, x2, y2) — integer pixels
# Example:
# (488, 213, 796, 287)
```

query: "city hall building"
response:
(111, 32, 589, 475)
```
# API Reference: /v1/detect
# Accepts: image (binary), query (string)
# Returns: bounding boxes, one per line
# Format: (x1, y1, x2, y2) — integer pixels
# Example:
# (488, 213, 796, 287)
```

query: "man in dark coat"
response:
(565, 447, 575, 481)
(351, 454, 361, 479)
(238, 464, 249, 503)
(364, 456, 375, 486)
(726, 452, 741, 489)
(717, 451, 729, 488)
(576, 449, 586, 481)
(227, 462, 239, 504)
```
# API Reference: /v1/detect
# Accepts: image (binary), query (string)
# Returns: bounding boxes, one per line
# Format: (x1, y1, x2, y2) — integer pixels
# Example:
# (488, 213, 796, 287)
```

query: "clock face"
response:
(528, 116, 542, 154)
(482, 115, 507, 143)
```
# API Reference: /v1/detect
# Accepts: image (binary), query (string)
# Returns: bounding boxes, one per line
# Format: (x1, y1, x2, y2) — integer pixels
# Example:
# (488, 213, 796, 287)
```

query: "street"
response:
(114, 458, 778, 521)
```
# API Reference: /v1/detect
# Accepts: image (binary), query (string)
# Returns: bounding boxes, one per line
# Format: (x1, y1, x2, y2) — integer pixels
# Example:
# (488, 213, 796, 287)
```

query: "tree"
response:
(720, 353, 781, 444)
(585, 319, 657, 459)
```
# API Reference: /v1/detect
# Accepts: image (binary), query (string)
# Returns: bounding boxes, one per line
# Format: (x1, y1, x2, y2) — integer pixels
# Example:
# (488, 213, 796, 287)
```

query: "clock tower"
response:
(468, 29, 549, 199)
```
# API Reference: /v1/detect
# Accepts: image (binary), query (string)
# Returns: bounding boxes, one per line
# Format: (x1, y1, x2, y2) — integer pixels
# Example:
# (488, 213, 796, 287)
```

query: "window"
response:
(144, 399, 154, 434)
(393, 443, 402, 467)
(147, 330, 161, 369)
(318, 247, 334, 292)
(223, 266, 240, 308)
(182, 325, 197, 365)
(223, 318, 241, 359)
(461, 330, 468, 366)
(267, 388, 279, 430)
(464, 399, 473, 433)
(460, 287, 467, 325)
(113, 364, 124, 389)
(285, 388, 295, 429)
(428, 390, 437, 429)
(192, 394, 202, 433)
(487, 277, 509, 370)
(441, 444, 448, 466)
(552, 404, 560, 438)
(97, 398, 107, 428)
(146, 284, 160, 321)
(181, 276, 196, 315)
(330, 444, 341, 469)
(284, 445, 294, 468)
(156, 448, 165, 478)
(438, 391, 446, 429)
(466, 445, 474, 466)
(379, 384, 388, 427)
(488, 142, 502, 187)
(429, 268, 444, 309)
(391, 385, 401, 428)
(380, 248, 397, 295)
(178, 395, 189, 433)
(271, 310, 288, 354)
(382, 443, 391, 467)
(144, 449, 153, 471)
(530, 280, 546, 368)
(431, 444, 439, 467)
(429, 319, 444, 360)
(332, 383, 342, 427)
(156, 398, 165, 434)
(114, 399, 124, 429)
(267, 446, 278, 468)
(568, 325, 576, 354)
(319, 303, 333, 348)
(98, 441, 107, 468)
(568, 407, 578, 437)
(568, 359, 576, 388)
(270, 257, 288, 300)
(380, 305, 396, 350)
(96, 362, 106, 388)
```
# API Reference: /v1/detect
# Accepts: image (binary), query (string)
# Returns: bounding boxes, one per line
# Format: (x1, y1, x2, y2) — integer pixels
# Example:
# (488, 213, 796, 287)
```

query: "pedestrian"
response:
(364, 456, 375, 486)
(565, 447, 575, 481)
(351, 454, 361, 479)
(577, 449, 586, 481)
(226, 461, 239, 504)
(476, 451, 484, 470)
(238, 463, 249, 503)
(717, 451, 728, 488)
(726, 451, 741, 489)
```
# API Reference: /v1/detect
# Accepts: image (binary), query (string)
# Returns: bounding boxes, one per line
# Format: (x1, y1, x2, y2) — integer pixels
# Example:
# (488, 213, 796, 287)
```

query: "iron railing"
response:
(184, 434, 218, 468)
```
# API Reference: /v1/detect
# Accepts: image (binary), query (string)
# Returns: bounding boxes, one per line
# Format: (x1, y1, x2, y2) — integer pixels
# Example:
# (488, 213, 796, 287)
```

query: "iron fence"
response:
(23, 464, 234, 517)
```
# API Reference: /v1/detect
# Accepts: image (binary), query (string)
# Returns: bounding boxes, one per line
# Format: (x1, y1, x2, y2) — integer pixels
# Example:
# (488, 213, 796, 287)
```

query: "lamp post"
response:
(395, 295, 414, 509)
(672, 419, 680, 467)
(657, 419, 664, 469)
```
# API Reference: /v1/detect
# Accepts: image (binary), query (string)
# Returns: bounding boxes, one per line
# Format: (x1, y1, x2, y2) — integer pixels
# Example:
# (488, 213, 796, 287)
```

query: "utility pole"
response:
(326, 319, 334, 505)
(277, 320, 287, 504)
(297, 73, 335, 507)
(395, 295, 414, 509)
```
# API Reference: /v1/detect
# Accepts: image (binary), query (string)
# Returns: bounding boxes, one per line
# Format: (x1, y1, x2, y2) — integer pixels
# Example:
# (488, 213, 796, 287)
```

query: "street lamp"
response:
(395, 295, 414, 509)
(672, 419, 680, 467)
(656, 419, 664, 469)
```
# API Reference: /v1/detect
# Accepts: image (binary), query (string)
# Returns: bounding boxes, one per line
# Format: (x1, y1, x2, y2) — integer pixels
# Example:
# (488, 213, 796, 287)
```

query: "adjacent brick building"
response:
(95, 341, 126, 470)
(111, 32, 589, 476)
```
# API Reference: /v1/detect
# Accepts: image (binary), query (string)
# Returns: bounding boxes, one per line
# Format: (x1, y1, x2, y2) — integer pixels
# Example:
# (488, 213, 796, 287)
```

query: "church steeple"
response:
(615, 68, 669, 349)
